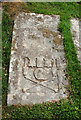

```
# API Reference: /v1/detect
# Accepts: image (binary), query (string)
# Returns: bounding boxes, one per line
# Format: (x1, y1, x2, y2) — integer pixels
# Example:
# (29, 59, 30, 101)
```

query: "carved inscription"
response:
(23, 57, 54, 82)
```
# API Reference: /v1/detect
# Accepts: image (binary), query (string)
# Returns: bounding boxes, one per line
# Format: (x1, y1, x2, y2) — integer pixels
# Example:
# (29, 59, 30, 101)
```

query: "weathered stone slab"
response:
(7, 13, 68, 105)
(71, 18, 81, 64)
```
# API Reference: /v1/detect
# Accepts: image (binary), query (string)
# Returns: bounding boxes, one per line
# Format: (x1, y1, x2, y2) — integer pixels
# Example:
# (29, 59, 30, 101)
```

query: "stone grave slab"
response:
(71, 18, 81, 64)
(7, 13, 68, 105)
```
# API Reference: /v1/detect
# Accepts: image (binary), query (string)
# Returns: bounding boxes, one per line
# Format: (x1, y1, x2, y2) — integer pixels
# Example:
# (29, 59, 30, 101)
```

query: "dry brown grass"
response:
(2, 2, 29, 20)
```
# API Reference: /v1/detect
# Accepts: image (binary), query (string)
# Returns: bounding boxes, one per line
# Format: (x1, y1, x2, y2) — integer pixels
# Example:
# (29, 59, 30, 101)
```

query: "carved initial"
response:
(23, 57, 54, 82)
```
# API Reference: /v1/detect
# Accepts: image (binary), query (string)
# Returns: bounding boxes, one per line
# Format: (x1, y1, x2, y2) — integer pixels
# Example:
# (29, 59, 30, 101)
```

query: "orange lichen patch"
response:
(38, 28, 59, 37)
(43, 31, 51, 38)
(13, 94, 18, 100)
(38, 28, 62, 46)
(31, 35, 38, 39)
(38, 28, 58, 38)
(51, 31, 58, 37)
(12, 39, 16, 50)
(13, 80, 18, 85)
(12, 59, 18, 72)
(54, 36, 62, 46)
(21, 89, 25, 93)
(37, 17, 44, 22)
(15, 59, 18, 70)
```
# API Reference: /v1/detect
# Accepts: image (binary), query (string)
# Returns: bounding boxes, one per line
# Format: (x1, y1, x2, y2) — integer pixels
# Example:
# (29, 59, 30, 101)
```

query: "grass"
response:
(2, 2, 81, 120)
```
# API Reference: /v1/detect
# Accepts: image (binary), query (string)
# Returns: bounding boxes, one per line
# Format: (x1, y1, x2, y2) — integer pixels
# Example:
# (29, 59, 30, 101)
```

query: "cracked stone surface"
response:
(71, 18, 81, 64)
(7, 13, 69, 105)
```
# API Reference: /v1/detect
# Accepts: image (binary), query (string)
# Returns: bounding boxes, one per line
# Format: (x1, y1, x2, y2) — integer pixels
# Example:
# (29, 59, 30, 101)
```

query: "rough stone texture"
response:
(71, 18, 81, 64)
(7, 13, 68, 105)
